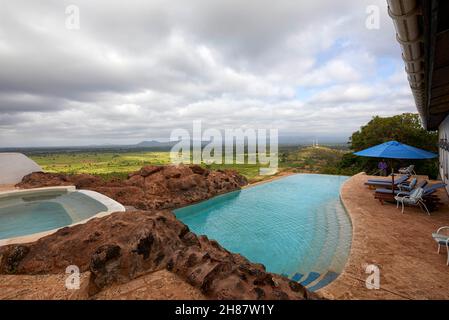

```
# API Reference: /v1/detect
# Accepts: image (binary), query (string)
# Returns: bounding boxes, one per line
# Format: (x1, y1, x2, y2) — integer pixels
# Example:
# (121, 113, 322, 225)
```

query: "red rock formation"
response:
(17, 164, 248, 210)
(8, 165, 316, 300)
(0, 211, 314, 300)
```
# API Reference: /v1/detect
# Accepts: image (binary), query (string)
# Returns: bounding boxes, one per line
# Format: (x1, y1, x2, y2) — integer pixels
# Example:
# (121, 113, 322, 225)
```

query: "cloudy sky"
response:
(0, 0, 414, 147)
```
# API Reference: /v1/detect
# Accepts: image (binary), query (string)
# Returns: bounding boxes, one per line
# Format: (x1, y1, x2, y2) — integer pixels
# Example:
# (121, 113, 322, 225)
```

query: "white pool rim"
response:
(0, 186, 125, 246)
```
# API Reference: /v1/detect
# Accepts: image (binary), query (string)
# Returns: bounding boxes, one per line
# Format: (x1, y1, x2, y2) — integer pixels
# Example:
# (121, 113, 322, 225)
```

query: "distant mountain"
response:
(135, 140, 176, 148)
(0, 136, 347, 153)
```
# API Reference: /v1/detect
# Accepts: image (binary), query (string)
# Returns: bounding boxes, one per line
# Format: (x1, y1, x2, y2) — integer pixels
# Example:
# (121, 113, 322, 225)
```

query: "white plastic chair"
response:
(394, 187, 430, 215)
(398, 164, 416, 176)
(432, 226, 449, 266)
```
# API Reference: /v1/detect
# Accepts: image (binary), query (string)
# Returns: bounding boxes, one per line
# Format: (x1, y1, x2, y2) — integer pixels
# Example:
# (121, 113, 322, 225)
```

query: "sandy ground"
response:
(93, 270, 205, 300)
(319, 173, 449, 300)
(0, 270, 205, 300)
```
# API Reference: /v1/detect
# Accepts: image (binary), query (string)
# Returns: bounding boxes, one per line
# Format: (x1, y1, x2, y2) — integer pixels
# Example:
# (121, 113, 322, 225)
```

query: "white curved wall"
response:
(0, 153, 42, 185)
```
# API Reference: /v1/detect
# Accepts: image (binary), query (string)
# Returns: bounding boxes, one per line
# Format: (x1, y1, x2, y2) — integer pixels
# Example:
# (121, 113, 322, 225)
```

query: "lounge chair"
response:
(366, 174, 408, 183)
(375, 180, 428, 195)
(394, 187, 430, 215)
(432, 226, 449, 266)
(422, 182, 446, 196)
(364, 174, 410, 188)
(398, 177, 417, 191)
(398, 164, 416, 176)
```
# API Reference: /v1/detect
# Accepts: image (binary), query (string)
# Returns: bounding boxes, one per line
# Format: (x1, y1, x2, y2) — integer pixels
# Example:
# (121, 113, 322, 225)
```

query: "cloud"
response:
(0, 0, 416, 147)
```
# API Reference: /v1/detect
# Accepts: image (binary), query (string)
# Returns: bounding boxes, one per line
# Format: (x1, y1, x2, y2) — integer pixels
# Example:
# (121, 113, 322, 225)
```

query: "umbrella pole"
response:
(391, 160, 394, 195)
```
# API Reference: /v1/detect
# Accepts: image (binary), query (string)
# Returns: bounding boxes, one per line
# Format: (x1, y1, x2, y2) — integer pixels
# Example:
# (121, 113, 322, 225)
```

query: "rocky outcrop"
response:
(17, 165, 248, 210)
(0, 211, 314, 300)
(8, 165, 314, 300)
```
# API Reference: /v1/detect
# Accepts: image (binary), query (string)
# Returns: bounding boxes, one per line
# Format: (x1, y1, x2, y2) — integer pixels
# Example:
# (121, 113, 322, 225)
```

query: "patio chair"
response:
(394, 187, 430, 215)
(398, 164, 416, 176)
(365, 174, 410, 188)
(432, 226, 449, 266)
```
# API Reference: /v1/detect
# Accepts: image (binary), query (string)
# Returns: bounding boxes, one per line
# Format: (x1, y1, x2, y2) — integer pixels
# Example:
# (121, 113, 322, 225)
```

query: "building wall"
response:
(439, 115, 449, 194)
(0, 153, 42, 185)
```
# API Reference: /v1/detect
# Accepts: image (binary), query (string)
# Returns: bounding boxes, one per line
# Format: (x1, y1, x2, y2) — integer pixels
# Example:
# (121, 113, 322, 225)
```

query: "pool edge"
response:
(315, 172, 361, 298)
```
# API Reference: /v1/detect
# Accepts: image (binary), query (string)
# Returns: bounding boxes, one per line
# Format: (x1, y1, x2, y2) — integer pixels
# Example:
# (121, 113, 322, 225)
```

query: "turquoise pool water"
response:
(174, 174, 352, 291)
(0, 191, 108, 240)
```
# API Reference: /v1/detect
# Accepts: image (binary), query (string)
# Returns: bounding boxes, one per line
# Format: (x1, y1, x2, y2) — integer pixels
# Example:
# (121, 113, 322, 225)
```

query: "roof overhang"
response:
(388, 0, 449, 130)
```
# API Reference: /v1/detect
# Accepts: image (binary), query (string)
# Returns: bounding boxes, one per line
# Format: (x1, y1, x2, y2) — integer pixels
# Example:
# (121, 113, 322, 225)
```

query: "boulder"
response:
(17, 165, 248, 210)
(70, 174, 102, 189)
(0, 245, 30, 274)
(19, 172, 71, 188)
(136, 166, 163, 177)
(189, 165, 209, 176)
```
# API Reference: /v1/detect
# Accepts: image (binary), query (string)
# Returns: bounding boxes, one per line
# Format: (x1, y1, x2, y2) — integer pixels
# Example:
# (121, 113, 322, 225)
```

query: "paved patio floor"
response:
(319, 173, 449, 299)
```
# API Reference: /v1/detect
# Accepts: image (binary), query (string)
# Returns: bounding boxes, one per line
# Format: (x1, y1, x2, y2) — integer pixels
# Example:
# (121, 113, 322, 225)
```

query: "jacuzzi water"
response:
(174, 174, 352, 291)
(0, 190, 108, 240)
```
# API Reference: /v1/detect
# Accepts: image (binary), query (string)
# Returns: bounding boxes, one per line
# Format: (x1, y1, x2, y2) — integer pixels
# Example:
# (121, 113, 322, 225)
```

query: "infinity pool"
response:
(0, 187, 125, 241)
(174, 174, 352, 291)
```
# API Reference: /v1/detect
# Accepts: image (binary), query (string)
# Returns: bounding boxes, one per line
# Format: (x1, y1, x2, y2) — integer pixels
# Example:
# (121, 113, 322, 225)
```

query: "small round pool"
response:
(0, 187, 125, 244)
(174, 174, 352, 292)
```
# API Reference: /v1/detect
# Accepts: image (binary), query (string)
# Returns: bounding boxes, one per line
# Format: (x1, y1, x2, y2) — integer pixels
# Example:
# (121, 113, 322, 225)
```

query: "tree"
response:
(350, 113, 437, 152)
(339, 113, 439, 178)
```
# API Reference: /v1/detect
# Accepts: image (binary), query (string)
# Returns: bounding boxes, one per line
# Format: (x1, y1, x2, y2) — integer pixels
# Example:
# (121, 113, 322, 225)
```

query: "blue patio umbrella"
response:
(353, 140, 437, 160)
(353, 140, 437, 193)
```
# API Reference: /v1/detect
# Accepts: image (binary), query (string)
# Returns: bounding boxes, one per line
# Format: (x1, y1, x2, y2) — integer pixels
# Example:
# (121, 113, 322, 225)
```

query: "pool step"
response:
(289, 270, 340, 292)
(307, 271, 339, 292)
(292, 273, 304, 282)
(327, 202, 352, 273)
(284, 198, 351, 292)
(292, 200, 329, 279)
(299, 272, 320, 287)
(310, 200, 340, 275)
(301, 200, 350, 292)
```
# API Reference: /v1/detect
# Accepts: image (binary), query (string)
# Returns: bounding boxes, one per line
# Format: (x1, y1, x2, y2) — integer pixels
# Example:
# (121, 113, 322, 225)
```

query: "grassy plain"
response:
(29, 146, 349, 182)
